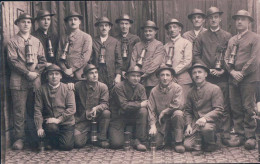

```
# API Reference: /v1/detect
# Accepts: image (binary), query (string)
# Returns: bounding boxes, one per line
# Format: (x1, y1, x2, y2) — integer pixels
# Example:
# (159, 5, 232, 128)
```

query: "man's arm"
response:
(184, 92, 194, 126)
(147, 90, 157, 126)
(35, 41, 47, 73)
(193, 35, 206, 65)
(115, 40, 123, 75)
(94, 84, 109, 112)
(130, 44, 138, 67)
(56, 37, 68, 71)
(34, 88, 44, 130)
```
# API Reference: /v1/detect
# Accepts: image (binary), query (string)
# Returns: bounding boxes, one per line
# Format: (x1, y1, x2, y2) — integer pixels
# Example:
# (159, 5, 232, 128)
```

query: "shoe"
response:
(134, 139, 147, 151)
(174, 143, 185, 153)
(97, 140, 110, 148)
(12, 139, 24, 150)
(203, 143, 218, 152)
(244, 138, 256, 150)
(226, 134, 245, 147)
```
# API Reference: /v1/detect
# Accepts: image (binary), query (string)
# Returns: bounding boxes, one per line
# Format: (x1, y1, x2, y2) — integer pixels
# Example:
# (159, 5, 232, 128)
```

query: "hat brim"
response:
(189, 65, 210, 75)
(232, 15, 254, 22)
(64, 15, 83, 22)
(141, 26, 159, 30)
(188, 13, 206, 19)
(164, 22, 183, 29)
(115, 19, 134, 24)
(206, 11, 223, 18)
(95, 21, 113, 27)
(34, 13, 55, 21)
(156, 68, 175, 77)
(14, 18, 34, 25)
(125, 71, 144, 76)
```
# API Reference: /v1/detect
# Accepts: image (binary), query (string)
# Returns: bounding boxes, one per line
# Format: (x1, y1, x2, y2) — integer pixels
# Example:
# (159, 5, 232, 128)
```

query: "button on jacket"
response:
(182, 28, 207, 44)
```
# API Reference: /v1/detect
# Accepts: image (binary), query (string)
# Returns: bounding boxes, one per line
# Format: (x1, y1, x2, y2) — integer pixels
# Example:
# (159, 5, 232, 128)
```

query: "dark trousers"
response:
(109, 107, 148, 149)
(229, 83, 257, 139)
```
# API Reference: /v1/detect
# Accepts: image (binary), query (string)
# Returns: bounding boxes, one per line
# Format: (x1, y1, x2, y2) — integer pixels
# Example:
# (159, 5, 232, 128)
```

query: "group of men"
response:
(7, 6, 260, 154)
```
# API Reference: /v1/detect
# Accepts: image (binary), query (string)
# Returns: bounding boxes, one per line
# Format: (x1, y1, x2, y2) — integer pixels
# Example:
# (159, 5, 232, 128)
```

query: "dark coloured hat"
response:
(64, 11, 83, 22)
(190, 63, 210, 74)
(188, 8, 206, 19)
(95, 16, 113, 27)
(206, 7, 223, 17)
(232, 10, 254, 22)
(156, 64, 175, 77)
(45, 64, 62, 73)
(34, 10, 55, 21)
(141, 20, 159, 30)
(14, 13, 33, 25)
(125, 66, 144, 76)
(164, 18, 183, 29)
(82, 64, 97, 78)
(115, 14, 134, 24)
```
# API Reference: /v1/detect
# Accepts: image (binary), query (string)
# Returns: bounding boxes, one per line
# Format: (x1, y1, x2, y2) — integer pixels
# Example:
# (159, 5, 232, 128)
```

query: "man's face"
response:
(191, 67, 207, 85)
(235, 16, 250, 31)
(159, 70, 173, 87)
(67, 17, 81, 30)
(98, 23, 111, 37)
(38, 16, 51, 31)
(208, 13, 221, 29)
(167, 24, 181, 38)
(144, 27, 157, 41)
(86, 69, 98, 83)
(17, 19, 32, 33)
(119, 20, 131, 34)
(47, 71, 62, 86)
(127, 72, 141, 86)
(191, 14, 205, 28)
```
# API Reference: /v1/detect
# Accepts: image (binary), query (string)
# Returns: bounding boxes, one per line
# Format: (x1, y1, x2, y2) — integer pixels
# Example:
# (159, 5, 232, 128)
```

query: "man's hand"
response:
(210, 69, 225, 77)
(195, 117, 207, 127)
(159, 110, 167, 125)
(257, 102, 260, 115)
(141, 100, 148, 108)
(46, 62, 52, 67)
(122, 71, 126, 79)
(230, 70, 244, 82)
(185, 124, 193, 136)
(64, 68, 73, 76)
(149, 124, 157, 135)
(46, 117, 61, 124)
(67, 83, 75, 90)
(27, 72, 39, 81)
(114, 74, 121, 85)
(89, 107, 97, 118)
(37, 128, 45, 138)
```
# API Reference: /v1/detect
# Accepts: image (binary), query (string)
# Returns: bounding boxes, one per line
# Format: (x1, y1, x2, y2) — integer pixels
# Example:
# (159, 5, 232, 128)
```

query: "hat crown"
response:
(98, 16, 111, 23)
(67, 11, 81, 17)
(144, 20, 156, 27)
(235, 10, 251, 17)
(18, 13, 33, 20)
(191, 8, 204, 14)
(119, 14, 131, 20)
(207, 6, 222, 16)
(164, 18, 183, 29)
(191, 63, 210, 74)
(83, 64, 97, 74)
(156, 63, 175, 77)
(46, 64, 61, 72)
(127, 65, 142, 73)
(36, 10, 52, 18)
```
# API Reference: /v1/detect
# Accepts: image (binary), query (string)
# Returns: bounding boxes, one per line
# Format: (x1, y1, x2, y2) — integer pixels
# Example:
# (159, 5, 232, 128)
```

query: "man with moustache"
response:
(91, 17, 122, 90)
(193, 6, 233, 146)
(224, 10, 260, 150)
(148, 64, 185, 153)
(183, 8, 207, 44)
(115, 14, 141, 79)
(57, 11, 92, 83)
(74, 64, 110, 148)
(109, 66, 148, 151)
(7, 13, 46, 150)
(130, 20, 165, 97)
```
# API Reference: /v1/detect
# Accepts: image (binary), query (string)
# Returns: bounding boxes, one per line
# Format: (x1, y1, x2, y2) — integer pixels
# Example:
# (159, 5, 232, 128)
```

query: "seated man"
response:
(148, 64, 185, 153)
(184, 63, 224, 152)
(34, 64, 76, 151)
(74, 64, 110, 148)
(109, 66, 148, 151)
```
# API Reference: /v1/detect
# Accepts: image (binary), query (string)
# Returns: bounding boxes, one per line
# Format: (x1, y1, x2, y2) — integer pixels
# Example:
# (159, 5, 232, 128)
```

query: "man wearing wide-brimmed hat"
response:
(130, 20, 166, 97)
(90, 16, 122, 90)
(34, 64, 76, 151)
(7, 13, 47, 150)
(73, 64, 110, 148)
(148, 64, 185, 153)
(57, 11, 92, 82)
(193, 6, 233, 146)
(32, 10, 58, 64)
(115, 14, 141, 78)
(164, 18, 193, 104)
(184, 63, 224, 152)
(183, 8, 207, 44)
(224, 10, 260, 150)
(109, 66, 148, 151)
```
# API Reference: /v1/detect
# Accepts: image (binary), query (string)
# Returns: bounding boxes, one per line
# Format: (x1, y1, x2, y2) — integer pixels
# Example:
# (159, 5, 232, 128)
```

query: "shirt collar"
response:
(48, 82, 61, 89)
(18, 32, 31, 41)
(69, 29, 80, 38)
(210, 26, 220, 32)
(159, 82, 173, 94)
(85, 81, 97, 91)
(237, 29, 248, 39)
(171, 34, 181, 43)
(100, 35, 109, 43)
(195, 81, 207, 90)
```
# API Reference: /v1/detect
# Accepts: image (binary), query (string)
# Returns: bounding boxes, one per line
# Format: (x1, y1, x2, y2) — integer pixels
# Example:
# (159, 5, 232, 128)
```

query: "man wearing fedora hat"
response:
(224, 10, 260, 150)
(109, 66, 148, 151)
(183, 8, 207, 44)
(91, 16, 122, 90)
(34, 64, 76, 151)
(7, 13, 47, 150)
(73, 64, 110, 148)
(164, 18, 193, 104)
(184, 63, 224, 152)
(148, 64, 185, 153)
(32, 10, 58, 64)
(115, 14, 141, 79)
(193, 6, 233, 146)
(57, 11, 92, 83)
(130, 20, 166, 97)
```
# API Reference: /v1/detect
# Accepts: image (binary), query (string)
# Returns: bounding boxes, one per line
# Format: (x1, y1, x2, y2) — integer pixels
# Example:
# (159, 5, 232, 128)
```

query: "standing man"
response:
(57, 11, 92, 83)
(148, 64, 185, 153)
(193, 6, 232, 146)
(109, 66, 148, 151)
(131, 20, 165, 97)
(7, 13, 46, 150)
(184, 63, 224, 152)
(164, 19, 193, 102)
(183, 8, 207, 44)
(74, 64, 110, 148)
(224, 10, 260, 150)
(91, 16, 122, 90)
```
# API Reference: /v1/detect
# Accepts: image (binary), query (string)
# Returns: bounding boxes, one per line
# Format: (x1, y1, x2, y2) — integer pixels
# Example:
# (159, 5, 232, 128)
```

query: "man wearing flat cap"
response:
(57, 11, 92, 83)
(115, 14, 141, 79)
(193, 6, 233, 146)
(224, 10, 260, 150)
(164, 18, 193, 104)
(73, 64, 110, 148)
(130, 20, 166, 97)
(7, 13, 47, 150)
(184, 63, 224, 152)
(34, 64, 76, 151)
(32, 10, 58, 64)
(90, 16, 122, 90)
(109, 66, 148, 151)
(183, 8, 207, 44)
(148, 64, 185, 153)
